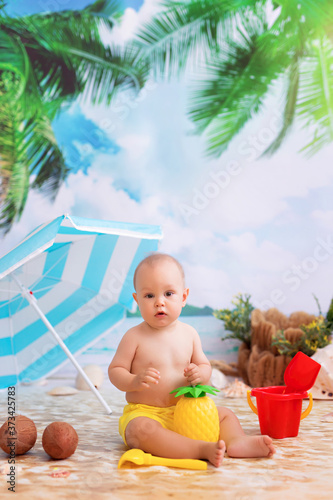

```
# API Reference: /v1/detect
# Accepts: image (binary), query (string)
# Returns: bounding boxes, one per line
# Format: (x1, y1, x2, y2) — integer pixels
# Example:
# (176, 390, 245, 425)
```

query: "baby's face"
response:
(133, 259, 188, 330)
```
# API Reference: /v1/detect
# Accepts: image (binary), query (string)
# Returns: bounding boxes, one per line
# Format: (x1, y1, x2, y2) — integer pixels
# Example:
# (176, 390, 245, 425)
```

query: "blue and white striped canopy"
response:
(0, 214, 162, 389)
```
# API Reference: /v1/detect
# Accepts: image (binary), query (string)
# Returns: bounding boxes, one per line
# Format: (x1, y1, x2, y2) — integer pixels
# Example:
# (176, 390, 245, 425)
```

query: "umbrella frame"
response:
(12, 273, 112, 414)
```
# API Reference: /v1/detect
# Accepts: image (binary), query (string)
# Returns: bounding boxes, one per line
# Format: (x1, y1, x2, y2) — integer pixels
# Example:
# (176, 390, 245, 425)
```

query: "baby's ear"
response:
(132, 292, 138, 304)
(182, 288, 189, 305)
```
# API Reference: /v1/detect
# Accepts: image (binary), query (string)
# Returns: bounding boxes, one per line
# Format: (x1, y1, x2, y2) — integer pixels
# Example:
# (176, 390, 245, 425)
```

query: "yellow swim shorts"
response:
(119, 403, 176, 446)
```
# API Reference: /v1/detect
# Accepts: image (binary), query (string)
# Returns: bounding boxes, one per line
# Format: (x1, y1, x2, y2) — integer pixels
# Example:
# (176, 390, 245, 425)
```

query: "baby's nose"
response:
(155, 295, 165, 306)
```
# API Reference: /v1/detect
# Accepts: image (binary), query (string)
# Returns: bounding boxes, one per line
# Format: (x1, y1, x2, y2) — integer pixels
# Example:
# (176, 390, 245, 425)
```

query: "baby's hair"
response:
(133, 253, 185, 290)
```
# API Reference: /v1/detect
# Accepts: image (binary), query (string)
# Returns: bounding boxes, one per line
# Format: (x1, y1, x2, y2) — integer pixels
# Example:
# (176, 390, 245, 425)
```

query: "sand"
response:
(1, 371, 333, 499)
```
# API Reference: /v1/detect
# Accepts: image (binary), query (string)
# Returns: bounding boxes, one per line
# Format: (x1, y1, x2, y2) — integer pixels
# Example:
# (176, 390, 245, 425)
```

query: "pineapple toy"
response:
(170, 384, 220, 442)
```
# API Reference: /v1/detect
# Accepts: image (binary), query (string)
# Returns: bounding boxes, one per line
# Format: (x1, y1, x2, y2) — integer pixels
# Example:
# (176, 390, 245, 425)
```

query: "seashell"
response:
(75, 364, 104, 391)
(48, 386, 79, 396)
(210, 368, 228, 389)
(310, 344, 333, 399)
(221, 379, 251, 398)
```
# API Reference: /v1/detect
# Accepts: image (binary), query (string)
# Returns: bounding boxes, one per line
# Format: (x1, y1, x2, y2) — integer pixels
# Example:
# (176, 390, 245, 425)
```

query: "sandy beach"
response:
(1, 359, 333, 500)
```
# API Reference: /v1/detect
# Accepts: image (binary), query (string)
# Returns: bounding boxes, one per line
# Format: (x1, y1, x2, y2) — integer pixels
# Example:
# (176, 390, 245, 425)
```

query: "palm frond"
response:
(298, 36, 333, 156)
(0, 159, 29, 233)
(23, 116, 69, 197)
(1, 0, 147, 233)
(273, 0, 333, 41)
(0, 30, 27, 102)
(0, 102, 29, 233)
(135, 0, 266, 78)
(0, 98, 67, 231)
(261, 54, 300, 156)
(1, 13, 148, 106)
(188, 9, 288, 156)
(73, 42, 149, 104)
(83, 0, 122, 25)
(188, 10, 268, 129)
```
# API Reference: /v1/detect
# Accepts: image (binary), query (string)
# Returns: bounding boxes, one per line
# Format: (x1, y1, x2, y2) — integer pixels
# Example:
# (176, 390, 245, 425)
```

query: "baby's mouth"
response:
(156, 311, 166, 317)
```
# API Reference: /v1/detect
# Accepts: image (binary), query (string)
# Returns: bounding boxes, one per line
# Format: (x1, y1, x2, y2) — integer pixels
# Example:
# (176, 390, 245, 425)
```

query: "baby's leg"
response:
(125, 417, 225, 467)
(217, 407, 276, 458)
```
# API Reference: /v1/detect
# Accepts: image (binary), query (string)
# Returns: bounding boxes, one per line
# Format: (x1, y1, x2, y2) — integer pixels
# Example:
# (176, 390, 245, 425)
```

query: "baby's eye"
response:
(145, 293, 154, 299)
(165, 291, 174, 297)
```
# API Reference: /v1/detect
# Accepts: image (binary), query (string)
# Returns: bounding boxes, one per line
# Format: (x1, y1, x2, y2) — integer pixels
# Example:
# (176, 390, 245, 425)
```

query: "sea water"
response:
(53, 316, 239, 381)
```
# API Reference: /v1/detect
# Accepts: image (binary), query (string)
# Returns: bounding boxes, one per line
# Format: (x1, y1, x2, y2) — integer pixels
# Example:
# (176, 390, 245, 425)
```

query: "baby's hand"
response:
(134, 368, 160, 391)
(184, 363, 201, 386)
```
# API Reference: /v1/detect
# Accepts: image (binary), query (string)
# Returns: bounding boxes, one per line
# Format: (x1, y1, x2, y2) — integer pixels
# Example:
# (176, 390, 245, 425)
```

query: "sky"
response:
(5, 0, 143, 16)
(1, 0, 333, 315)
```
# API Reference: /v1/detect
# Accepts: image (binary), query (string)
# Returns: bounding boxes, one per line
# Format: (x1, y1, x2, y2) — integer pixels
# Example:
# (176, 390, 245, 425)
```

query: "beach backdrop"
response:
(1, 0, 333, 318)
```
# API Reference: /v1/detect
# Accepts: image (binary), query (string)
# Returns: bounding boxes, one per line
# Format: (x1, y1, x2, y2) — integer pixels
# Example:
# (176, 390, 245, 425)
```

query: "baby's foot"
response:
(203, 440, 225, 467)
(227, 435, 276, 458)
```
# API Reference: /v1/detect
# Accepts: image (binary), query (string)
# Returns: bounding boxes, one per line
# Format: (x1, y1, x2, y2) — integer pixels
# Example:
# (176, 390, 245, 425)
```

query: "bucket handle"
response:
(247, 390, 313, 419)
(247, 390, 258, 415)
(301, 393, 313, 420)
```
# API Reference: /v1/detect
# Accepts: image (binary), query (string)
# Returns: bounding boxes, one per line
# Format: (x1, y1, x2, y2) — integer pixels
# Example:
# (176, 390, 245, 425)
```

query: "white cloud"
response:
(176, 134, 333, 234)
(311, 210, 333, 231)
(117, 134, 152, 160)
(101, 1, 163, 45)
(222, 232, 295, 272)
(79, 64, 333, 237)
(2, 165, 332, 315)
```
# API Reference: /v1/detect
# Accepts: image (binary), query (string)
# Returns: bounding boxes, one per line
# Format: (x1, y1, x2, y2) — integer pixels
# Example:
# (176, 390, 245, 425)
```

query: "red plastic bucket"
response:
(247, 386, 313, 439)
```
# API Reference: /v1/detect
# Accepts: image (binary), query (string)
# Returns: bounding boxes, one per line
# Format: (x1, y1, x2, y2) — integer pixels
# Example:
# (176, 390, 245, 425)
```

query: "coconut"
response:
(42, 422, 78, 459)
(0, 415, 37, 455)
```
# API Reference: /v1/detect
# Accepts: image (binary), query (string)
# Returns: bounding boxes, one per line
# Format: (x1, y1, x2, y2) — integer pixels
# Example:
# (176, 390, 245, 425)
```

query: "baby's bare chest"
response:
(132, 335, 193, 371)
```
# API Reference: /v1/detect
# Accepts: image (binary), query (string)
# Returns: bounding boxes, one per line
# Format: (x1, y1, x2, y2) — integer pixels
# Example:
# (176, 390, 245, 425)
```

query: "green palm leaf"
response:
(261, 55, 300, 156)
(298, 36, 333, 156)
(0, 98, 67, 231)
(2, 6, 147, 105)
(24, 115, 69, 196)
(188, 10, 288, 157)
(137, 0, 333, 156)
(0, 0, 148, 232)
(135, 0, 265, 77)
(0, 103, 29, 231)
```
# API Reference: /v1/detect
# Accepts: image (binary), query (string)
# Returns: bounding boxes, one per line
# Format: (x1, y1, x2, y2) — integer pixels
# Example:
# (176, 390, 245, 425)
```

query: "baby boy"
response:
(108, 253, 275, 467)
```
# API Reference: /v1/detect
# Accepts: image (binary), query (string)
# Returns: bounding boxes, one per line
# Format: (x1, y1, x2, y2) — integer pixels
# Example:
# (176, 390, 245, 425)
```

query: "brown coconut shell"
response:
(42, 422, 78, 459)
(0, 415, 37, 455)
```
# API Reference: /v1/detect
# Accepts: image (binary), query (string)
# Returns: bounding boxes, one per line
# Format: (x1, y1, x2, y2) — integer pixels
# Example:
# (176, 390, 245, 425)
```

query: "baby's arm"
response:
(108, 329, 160, 392)
(184, 329, 212, 385)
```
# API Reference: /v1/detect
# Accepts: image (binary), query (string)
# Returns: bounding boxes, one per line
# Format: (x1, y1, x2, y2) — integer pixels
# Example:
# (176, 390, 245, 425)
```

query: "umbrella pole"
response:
(13, 275, 112, 415)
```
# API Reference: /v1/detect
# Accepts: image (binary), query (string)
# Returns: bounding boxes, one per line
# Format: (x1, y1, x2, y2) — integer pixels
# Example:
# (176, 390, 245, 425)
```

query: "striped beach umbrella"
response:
(0, 214, 162, 413)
